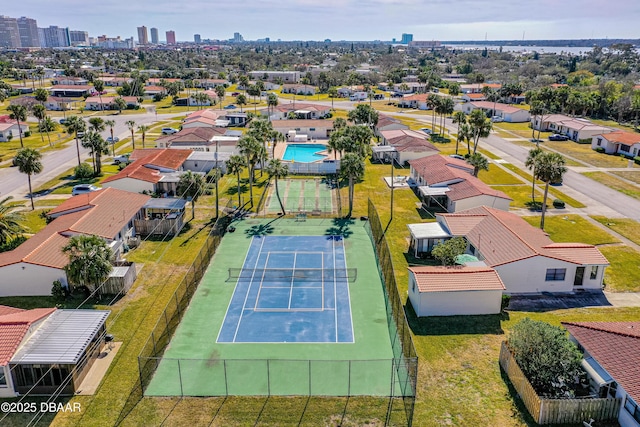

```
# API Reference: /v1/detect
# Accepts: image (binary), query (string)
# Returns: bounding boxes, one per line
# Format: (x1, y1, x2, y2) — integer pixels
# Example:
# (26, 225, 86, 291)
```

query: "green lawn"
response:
(478, 165, 523, 185)
(600, 246, 640, 292)
(522, 215, 620, 246)
(583, 172, 640, 200)
(500, 164, 585, 208)
(491, 185, 541, 209)
(591, 216, 640, 246)
(611, 170, 640, 185)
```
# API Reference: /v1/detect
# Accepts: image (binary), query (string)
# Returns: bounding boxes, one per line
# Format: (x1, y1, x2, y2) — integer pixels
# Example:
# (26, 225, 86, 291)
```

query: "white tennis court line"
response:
(232, 237, 266, 342)
(287, 252, 298, 310)
(333, 236, 338, 342)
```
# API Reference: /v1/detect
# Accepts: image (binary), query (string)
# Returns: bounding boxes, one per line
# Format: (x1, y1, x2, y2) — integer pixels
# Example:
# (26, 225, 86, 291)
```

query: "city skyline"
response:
(2, 0, 639, 42)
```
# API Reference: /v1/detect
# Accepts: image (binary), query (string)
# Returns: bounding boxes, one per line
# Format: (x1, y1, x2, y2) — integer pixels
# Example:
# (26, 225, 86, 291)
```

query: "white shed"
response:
(407, 222, 451, 257)
(407, 266, 505, 317)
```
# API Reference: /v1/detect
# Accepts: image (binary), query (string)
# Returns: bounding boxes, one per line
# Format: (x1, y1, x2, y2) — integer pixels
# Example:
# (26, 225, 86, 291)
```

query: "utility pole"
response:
(215, 138, 219, 218)
(390, 156, 394, 222)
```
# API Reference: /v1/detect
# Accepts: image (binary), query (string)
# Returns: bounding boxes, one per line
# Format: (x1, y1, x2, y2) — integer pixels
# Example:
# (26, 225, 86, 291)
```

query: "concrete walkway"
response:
(75, 342, 122, 395)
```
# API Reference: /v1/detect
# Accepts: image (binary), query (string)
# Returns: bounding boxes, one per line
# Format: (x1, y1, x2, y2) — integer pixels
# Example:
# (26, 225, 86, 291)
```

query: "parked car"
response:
(106, 136, 120, 143)
(420, 128, 433, 135)
(161, 127, 178, 135)
(223, 104, 237, 110)
(373, 94, 385, 100)
(76, 131, 84, 138)
(71, 184, 101, 196)
(59, 118, 67, 124)
(449, 154, 465, 160)
(548, 134, 569, 141)
(491, 116, 503, 122)
(391, 93, 404, 98)
(113, 154, 130, 165)
(231, 92, 240, 96)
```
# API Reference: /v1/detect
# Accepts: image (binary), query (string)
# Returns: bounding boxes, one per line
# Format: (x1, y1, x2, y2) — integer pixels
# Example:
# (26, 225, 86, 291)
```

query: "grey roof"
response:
(143, 197, 188, 210)
(187, 151, 232, 162)
(11, 310, 110, 365)
(418, 186, 450, 197)
(109, 266, 130, 278)
(407, 222, 451, 240)
(372, 145, 397, 153)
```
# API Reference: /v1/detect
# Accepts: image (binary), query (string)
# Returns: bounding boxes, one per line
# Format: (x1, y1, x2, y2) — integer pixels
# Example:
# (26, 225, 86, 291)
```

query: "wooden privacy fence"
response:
(499, 342, 621, 425)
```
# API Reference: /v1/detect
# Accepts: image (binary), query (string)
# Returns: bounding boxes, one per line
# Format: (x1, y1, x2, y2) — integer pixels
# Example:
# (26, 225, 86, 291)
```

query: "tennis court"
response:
(145, 218, 399, 397)
(217, 235, 354, 343)
(266, 179, 334, 213)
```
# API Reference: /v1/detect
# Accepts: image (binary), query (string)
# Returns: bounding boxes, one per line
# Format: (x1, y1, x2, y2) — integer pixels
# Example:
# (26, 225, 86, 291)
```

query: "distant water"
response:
(444, 44, 593, 55)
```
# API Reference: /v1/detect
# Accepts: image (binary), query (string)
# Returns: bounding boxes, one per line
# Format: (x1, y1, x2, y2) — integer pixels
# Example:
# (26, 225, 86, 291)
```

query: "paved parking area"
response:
(508, 292, 612, 311)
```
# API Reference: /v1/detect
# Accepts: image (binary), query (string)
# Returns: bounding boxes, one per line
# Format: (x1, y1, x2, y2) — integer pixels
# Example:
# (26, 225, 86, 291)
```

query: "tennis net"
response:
(228, 268, 358, 282)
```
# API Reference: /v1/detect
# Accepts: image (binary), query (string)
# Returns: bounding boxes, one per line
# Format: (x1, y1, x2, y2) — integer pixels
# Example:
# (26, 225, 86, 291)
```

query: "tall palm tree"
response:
(63, 235, 113, 297)
(138, 124, 150, 148)
(0, 196, 25, 247)
(440, 97, 455, 135)
(33, 88, 48, 105)
(237, 135, 262, 207)
(340, 152, 365, 218)
(88, 117, 105, 133)
(468, 109, 492, 154)
(64, 115, 86, 166)
(466, 153, 489, 177)
(114, 97, 127, 114)
(31, 104, 47, 145)
(534, 152, 567, 230)
(267, 93, 278, 119)
(525, 147, 544, 202)
(452, 111, 467, 155)
(265, 158, 289, 215)
(93, 79, 105, 111)
(270, 130, 285, 158)
(81, 131, 109, 175)
(7, 104, 28, 148)
(226, 155, 247, 207)
(236, 94, 247, 112)
(105, 119, 116, 156)
(14, 148, 43, 211)
(215, 85, 225, 109)
(426, 94, 440, 133)
(126, 120, 137, 150)
(459, 123, 473, 155)
(176, 170, 206, 219)
(328, 87, 338, 110)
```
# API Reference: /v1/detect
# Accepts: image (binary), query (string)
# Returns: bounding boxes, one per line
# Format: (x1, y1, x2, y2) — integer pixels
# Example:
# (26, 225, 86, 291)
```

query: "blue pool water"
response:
(282, 144, 327, 162)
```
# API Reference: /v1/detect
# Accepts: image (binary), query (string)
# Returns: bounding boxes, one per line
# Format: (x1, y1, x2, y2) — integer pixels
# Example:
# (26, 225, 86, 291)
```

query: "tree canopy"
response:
(431, 237, 467, 266)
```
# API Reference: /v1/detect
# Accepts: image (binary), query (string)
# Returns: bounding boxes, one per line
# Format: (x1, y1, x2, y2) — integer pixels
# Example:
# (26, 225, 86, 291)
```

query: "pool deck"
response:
(273, 140, 342, 163)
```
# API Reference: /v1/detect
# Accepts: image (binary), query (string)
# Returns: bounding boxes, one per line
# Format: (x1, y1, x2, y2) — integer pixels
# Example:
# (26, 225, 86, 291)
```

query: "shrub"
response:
(501, 294, 511, 312)
(74, 162, 94, 179)
(51, 280, 67, 300)
(634, 156, 640, 165)
(594, 147, 605, 153)
(508, 318, 584, 398)
(552, 199, 565, 208)
(24, 131, 31, 137)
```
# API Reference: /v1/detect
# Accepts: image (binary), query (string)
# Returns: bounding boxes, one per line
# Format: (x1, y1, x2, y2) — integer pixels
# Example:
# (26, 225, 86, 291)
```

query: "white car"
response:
(162, 127, 179, 135)
(491, 116, 503, 122)
(71, 184, 101, 196)
(113, 154, 130, 165)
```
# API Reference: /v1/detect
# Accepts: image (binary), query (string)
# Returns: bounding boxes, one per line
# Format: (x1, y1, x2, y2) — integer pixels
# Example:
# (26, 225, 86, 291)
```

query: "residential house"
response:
(51, 76, 88, 86)
(592, 131, 640, 158)
(407, 266, 505, 316)
(156, 127, 234, 152)
(0, 306, 110, 396)
(271, 119, 334, 140)
(143, 85, 167, 97)
(409, 155, 511, 212)
(461, 93, 487, 102)
(102, 149, 192, 195)
(0, 188, 149, 296)
(0, 121, 30, 142)
(183, 150, 231, 174)
(248, 70, 300, 83)
(418, 206, 609, 294)
(184, 109, 220, 123)
(390, 82, 422, 94)
(281, 84, 317, 95)
(460, 83, 502, 94)
(462, 101, 531, 123)
(100, 76, 133, 87)
(146, 78, 181, 86)
(85, 96, 139, 111)
(531, 114, 612, 142)
(337, 86, 365, 97)
(174, 91, 218, 107)
(193, 78, 228, 89)
(397, 94, 431, 110)
(49, 85, 94, 98)
(224, 112, 249, 127)
(269, 102, 331, 120)
(373, 129, 439, 165)
(134, 198, 187, 237)
(374, 114, 409, 137)
(562, 322, 640, 427)
(44, 96, 77, 111)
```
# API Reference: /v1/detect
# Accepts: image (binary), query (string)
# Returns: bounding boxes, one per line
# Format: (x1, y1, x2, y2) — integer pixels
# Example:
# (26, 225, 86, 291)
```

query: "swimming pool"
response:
(282, 144, 328, 162)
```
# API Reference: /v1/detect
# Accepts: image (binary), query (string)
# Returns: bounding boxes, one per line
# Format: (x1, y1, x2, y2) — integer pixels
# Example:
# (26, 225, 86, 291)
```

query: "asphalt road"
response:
(0, 111, 183, 201)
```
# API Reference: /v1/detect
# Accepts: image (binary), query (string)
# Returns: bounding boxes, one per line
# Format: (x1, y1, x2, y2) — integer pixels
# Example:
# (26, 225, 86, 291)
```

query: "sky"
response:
(6, 0, 640, 42)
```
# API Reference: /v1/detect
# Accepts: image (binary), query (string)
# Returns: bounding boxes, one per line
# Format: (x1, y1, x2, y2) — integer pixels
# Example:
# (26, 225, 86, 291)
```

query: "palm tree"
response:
(340, 152, 365, 218)
(239, 75, 249, 93)
(426, 94, 440, 132)
(93, 79, 105, 111)
(452, 111, 466, 154)
(270, 130, 285, 158)
(237, 135, 262, 207)
(126, 120, 137, 150)
(14, 148, 43, 210)
(0, 196, 25, 247)
(138, 124, 150, 148)
(459, 123, 473, 155)
(63, 235, 113, 297)
(328, 87, 338, 110)
(88, 117, 105, 133)
(440, 97, 455, 134)
(31, 104, 47, 145)
(33, 88, 48, 105)
(236, 94, 247, 112)
(114, 97, 127, 114)
(525, 147, 544, 202)
(40, 117, 56, 146)
(466, 153, 489, 177)
(105, 119, 116, 156)
(176, 170, 206, 219)
(328, 131, 347, 161)
(226, 155, 247, 206)
(81, 131, 109, 175)
(64, 115, 86, 166)
(265, 158, 289, 215)
(334, 117, 347, 130)
(267, 93, 278, 119)
(215, 85, 225, 109)
(534, 152, 567, 230)
(468, 109, 492, 154)
(7, 104, 28, 148)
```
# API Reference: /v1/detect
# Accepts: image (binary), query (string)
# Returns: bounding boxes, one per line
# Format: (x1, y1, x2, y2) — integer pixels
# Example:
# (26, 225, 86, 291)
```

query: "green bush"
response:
(51, 280, 67, 300)
(594, 147, 605, 153)
(74, 162, 94, 179)
(634, 156, 640, 165)
(501, 294, 511, 312)
(552, 199, 565, 208)
(24, 131, 31, 137)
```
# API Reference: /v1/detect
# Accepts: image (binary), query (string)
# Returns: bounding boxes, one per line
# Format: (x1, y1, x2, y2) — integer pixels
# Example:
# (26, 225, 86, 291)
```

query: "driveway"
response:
(507, 292, 612, 311)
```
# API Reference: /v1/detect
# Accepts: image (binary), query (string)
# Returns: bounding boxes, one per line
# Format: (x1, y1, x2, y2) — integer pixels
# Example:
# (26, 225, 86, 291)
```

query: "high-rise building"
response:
(166, 30, 176, 45)
(38, 26, 70, 48)
(194, 34, 201, 44)
(69, 30, 89, 46)
(137, 26, 148, 45)
(0, 15, 21, 48)
(150, 27, 158, 44)
(233, 32, 243, 43)
(401, 33, 413, 44)
(17, 17, 39, 47)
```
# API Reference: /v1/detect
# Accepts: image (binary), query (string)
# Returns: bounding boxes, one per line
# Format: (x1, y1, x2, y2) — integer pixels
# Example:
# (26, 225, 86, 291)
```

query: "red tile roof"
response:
(469, 101, 528, 115)
(562, 322, 640, 402)
(103, 149, 192, 184)
(184, 109, 219, 122)
(156, 127, 225, 145)
(408, 266, 505, 292)
(0, 307, 56, 365)
(464, 93, 486, 99)
(438, 207, 609, 267)
(50, 85, 93, 90)
(0, 306, 24, 317)
(380, 129, 439, 153)
(598, 130, 640, 145)
(271, 119, 334, 128)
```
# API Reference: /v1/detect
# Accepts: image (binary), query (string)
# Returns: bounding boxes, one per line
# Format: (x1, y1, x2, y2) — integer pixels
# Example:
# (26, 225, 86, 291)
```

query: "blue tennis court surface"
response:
(217, 235, 354, 343)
